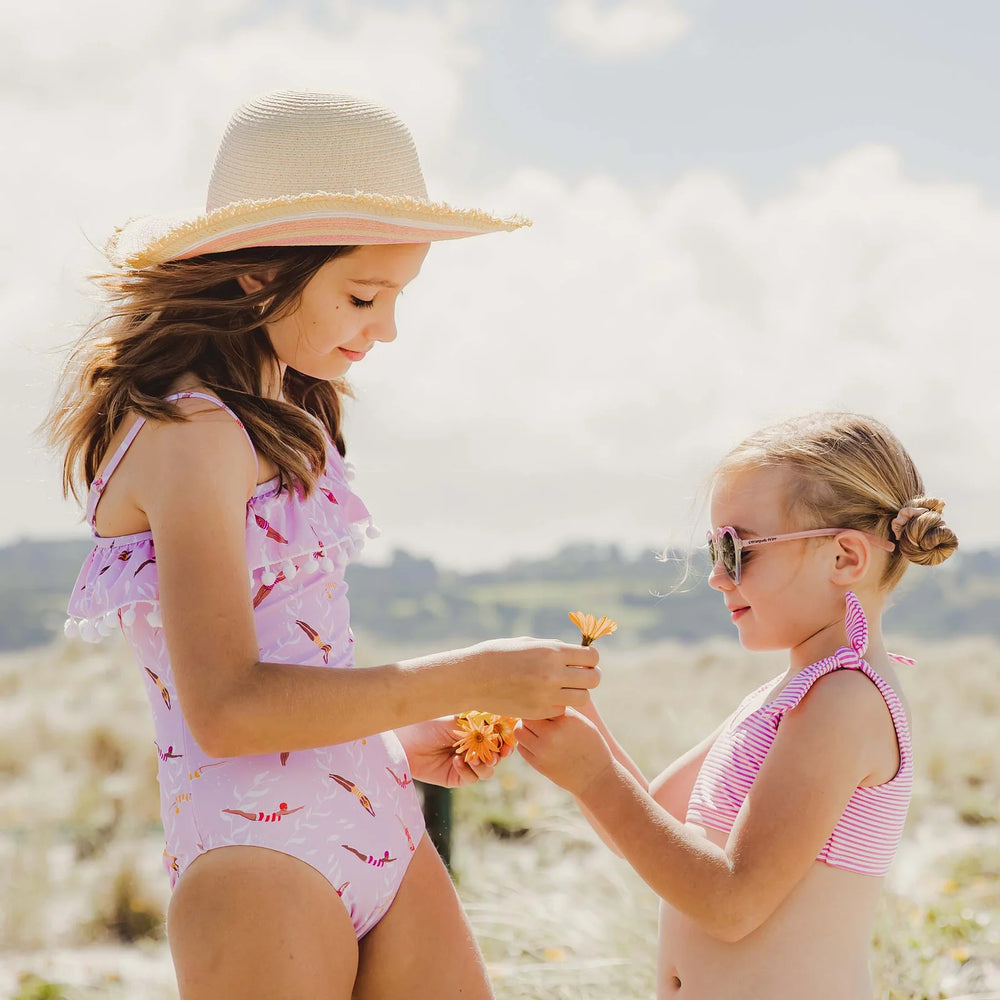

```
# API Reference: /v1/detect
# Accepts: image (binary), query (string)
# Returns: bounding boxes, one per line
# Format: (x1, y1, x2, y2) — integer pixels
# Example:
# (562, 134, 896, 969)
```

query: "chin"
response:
(286, 360, 350, 381)
(734, 624, 785, 653)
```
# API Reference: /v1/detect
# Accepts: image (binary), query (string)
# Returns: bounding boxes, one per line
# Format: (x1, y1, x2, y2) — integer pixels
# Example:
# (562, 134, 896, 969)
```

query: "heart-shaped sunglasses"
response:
(706, 526, 895, 585)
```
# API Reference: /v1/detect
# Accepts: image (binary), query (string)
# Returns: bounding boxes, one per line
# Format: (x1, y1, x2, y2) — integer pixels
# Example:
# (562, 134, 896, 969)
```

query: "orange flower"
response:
(452, 710, 518, 765)
(568, 611, 618, 647)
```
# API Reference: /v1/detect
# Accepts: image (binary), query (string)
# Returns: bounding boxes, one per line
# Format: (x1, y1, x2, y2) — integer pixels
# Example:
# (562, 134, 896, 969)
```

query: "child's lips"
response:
(728, 605, 750, 621)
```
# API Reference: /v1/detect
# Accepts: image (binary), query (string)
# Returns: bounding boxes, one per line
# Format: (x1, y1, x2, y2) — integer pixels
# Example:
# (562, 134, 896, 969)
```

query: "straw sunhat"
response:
(108, 90, 529, 270)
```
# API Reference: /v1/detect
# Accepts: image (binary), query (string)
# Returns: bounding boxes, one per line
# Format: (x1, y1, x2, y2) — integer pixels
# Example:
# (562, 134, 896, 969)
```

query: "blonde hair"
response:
(714, 412, 958, 589)
(46, 246, 355, 505)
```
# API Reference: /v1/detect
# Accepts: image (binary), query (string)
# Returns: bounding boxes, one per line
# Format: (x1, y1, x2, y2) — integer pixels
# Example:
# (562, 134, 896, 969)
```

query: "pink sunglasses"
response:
(706, 525, 895, 584)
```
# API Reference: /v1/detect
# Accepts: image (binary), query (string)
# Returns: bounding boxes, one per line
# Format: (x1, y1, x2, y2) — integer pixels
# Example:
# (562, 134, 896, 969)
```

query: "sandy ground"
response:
(1, 632, 998, 999)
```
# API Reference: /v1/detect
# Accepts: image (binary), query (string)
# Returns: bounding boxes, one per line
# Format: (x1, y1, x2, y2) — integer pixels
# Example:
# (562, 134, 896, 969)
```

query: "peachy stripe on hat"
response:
(175, 214, 490, 259)
(110, 192, 529, 269)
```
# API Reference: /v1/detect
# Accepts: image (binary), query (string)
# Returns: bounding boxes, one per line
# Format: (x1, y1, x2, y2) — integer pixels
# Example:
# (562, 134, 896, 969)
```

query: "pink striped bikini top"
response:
(685, 592, 913, 878)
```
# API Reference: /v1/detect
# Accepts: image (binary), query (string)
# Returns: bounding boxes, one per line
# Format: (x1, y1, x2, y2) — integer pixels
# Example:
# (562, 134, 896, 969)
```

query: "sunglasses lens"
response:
(721, 532, 738, 580)
(708, 530, 741, 581)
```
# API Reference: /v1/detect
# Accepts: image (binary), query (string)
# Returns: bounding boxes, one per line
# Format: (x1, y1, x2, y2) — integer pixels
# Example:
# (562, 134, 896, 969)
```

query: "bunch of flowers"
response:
(452, 710, 518, 766)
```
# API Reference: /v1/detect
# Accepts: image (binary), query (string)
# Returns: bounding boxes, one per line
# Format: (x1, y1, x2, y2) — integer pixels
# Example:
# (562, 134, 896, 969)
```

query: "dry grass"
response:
(0, 629, 997, 998)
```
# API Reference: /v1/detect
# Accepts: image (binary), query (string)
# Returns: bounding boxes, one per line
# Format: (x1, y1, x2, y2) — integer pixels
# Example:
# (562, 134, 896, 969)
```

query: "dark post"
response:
(418, 782, 453, 871)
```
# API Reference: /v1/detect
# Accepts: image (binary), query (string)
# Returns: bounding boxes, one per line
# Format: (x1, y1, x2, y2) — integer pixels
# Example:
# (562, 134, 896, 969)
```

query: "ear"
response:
(828, 531, 871, 587)
(236, 272, 268, 295)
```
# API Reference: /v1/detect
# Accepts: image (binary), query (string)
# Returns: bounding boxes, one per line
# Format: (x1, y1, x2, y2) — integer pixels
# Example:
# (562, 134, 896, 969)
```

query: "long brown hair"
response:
(46, 246, 356, 504)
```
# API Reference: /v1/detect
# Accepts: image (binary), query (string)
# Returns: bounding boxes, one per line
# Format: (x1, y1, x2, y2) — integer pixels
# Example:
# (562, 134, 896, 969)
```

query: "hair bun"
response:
(894, 496, 958, 566)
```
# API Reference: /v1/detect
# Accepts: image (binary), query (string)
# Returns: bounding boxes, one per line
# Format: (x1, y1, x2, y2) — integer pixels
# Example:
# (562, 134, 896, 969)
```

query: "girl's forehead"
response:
(710, 465, 794, 524)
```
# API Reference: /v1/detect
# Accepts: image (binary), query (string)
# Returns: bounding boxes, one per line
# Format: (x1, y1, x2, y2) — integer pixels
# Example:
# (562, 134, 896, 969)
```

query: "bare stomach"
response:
(657, 826, 883, 1000)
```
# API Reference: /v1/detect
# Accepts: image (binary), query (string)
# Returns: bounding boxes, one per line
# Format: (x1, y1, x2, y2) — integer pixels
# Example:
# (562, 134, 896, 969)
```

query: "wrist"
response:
(400, 645, 484, 718)
(575, 756, 623, 807)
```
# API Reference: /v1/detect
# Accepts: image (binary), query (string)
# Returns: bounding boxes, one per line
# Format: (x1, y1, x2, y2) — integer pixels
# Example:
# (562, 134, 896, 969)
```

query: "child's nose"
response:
(708, 559, 734, 592)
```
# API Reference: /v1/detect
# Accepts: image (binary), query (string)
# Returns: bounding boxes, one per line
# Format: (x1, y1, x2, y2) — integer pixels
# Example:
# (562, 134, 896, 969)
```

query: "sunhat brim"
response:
(108, 191, 530, 270)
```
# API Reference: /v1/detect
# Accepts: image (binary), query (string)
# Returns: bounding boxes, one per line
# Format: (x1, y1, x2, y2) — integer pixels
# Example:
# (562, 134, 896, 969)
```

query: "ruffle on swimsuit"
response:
(64, 392, 379, 641)
(63, 392, 425, 939)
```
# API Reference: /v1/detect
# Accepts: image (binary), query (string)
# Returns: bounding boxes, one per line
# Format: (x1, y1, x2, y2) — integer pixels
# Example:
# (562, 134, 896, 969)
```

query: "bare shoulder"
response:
(136, 396, 258, 515)
(805, 666, 887, 706)
(786, 668, 901, 784)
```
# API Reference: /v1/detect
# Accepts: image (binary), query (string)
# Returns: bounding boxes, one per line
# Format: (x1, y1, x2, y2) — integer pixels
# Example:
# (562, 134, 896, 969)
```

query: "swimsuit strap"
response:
(86, 415, 149, 525)
(843, 590, 869, 657)
(163, 392, 260, 482)
(87, 391, 260, 528)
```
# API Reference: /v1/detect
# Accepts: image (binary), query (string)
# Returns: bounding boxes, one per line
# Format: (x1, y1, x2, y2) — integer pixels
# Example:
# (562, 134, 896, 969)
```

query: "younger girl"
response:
(48, 91, 599, 1000)
(518, 412, 957, 1000)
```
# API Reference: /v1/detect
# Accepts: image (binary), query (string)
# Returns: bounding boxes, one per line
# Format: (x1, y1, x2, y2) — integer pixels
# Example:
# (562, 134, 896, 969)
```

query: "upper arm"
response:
(136, 405, 260, 751)
(649, 720, 726, 820)
(721, 670, 889, 937)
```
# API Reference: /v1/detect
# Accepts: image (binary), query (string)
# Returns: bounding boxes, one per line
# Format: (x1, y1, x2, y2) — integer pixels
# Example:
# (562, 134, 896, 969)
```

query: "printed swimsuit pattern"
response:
(66, 393, 425, 938)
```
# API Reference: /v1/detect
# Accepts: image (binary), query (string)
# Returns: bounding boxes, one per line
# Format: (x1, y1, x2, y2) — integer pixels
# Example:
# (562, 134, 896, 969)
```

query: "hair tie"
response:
(890, 506, 930, 540)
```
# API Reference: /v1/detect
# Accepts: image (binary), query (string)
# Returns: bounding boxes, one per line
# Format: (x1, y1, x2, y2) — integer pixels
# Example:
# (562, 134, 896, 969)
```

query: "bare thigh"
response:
(353, 834, 494, 1000)
(167, 846, 359, 1000)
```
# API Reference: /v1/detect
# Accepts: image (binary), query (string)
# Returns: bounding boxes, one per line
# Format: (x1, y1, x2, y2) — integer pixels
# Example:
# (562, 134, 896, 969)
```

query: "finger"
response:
(450, 758, 481, 786)
(561, 665, 602, 689)
(559, 689, 594, 710)
(560, 645, 600, 668)
(518, 719, 542, 739)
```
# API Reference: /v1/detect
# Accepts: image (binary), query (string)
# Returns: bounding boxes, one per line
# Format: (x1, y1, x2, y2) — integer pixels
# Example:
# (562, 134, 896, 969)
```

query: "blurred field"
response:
(0, 630, 997, 999)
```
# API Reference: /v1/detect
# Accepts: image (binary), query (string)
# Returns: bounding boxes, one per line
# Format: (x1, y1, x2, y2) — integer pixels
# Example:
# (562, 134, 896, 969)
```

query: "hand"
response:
(396, 717, 514, 788)
(517, 708, 614, 797)
(468, 638, 601, 720)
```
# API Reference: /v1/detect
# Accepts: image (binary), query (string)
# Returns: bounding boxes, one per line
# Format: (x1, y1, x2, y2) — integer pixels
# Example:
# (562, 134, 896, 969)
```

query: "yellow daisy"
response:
(568, 611, 618, 646)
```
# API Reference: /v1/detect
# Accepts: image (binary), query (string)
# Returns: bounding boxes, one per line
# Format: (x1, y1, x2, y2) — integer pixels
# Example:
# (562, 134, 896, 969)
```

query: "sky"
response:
(4, 0, 999, 570)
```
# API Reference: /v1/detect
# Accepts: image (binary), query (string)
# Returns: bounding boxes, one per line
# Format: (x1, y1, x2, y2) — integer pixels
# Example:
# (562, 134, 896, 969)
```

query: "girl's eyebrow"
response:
(348, 277, 399, 288)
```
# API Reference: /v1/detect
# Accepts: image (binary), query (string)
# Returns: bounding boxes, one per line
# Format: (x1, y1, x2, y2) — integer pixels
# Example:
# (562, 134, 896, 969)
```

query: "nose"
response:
(708, 559, 734, 592)
(368, 309, 397, 344)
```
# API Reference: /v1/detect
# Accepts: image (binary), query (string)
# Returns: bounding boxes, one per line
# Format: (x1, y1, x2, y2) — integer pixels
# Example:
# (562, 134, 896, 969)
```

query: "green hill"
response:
(4, 537, 996, 653)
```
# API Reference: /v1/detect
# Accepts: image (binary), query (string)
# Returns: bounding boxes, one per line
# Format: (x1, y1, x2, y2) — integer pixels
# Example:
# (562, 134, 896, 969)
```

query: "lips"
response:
(339, 346, 368, 362)
(728, 606, 750, 621)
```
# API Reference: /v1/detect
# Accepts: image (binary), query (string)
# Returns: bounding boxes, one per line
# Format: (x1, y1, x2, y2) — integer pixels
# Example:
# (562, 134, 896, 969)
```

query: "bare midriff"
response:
(657, 825, 883, 1000)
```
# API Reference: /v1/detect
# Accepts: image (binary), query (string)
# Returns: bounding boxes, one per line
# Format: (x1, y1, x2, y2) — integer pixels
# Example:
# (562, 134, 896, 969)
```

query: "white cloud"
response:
(344, 145, 1000, 566)
(550, 0, 691, 59)
(2, 0, 482, 542)
(4, 2, 998, 573)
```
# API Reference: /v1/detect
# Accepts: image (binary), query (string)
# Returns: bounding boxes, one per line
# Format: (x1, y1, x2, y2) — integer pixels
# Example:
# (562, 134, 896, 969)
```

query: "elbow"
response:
(686, 876, 765, 942)
(187, 716, 235, 759)
(700, 901, 766, 943)
(185, 699, 250, 759)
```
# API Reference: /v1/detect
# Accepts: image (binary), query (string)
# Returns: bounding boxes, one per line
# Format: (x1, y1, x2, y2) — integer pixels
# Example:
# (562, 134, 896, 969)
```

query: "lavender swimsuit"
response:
(66, 392, 425, 938)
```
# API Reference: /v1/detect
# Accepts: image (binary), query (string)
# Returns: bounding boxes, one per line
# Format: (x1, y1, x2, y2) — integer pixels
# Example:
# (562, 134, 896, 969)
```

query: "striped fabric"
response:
(685, 593, 912, 877)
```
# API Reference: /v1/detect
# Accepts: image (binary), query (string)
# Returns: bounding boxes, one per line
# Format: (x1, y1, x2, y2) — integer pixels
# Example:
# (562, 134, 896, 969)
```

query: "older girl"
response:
(48, 90, 599, 999)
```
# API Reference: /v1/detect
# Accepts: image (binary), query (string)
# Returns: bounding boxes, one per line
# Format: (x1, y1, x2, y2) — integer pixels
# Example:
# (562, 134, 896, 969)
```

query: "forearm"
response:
(578, 760, 745, 939)
(197, 651, 470, 757)
(573, 700, 648, 852)
(577, 699, 647, 789)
